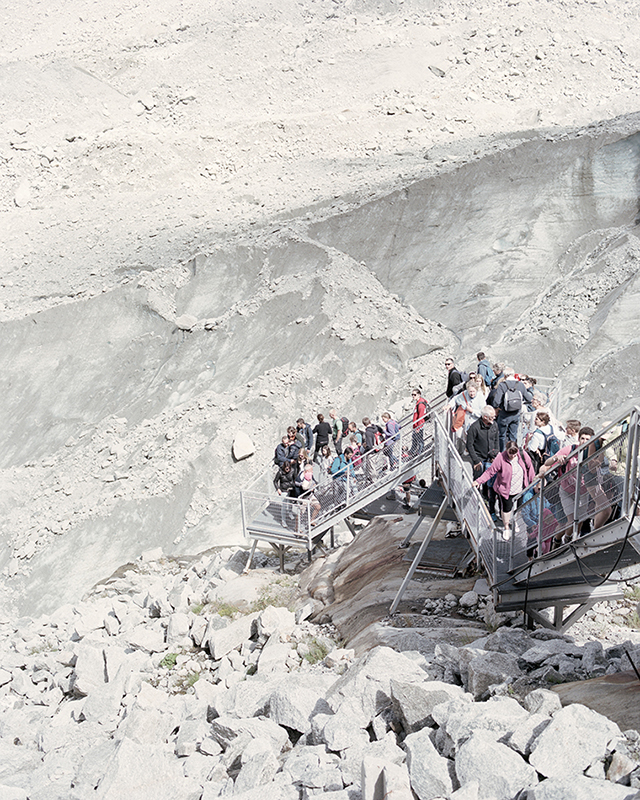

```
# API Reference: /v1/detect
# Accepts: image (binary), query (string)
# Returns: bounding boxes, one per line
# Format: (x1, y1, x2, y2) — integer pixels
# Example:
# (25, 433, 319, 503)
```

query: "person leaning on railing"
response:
(473, 441, 535, 533)
(537, 426, 594, 544)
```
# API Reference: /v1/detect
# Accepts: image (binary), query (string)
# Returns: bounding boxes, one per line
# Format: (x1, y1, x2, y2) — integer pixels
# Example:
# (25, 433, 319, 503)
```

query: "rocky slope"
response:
(2, 541, 640, 800)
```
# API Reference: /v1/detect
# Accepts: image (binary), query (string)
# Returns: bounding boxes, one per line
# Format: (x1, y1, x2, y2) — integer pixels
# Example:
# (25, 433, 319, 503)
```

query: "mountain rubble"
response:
(1, 545, 640, 799)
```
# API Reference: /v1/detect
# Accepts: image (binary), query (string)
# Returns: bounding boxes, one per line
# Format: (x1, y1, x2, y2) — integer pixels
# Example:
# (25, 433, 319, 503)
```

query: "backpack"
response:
(331, 455, 346, 476)
(340, 416, 350, 435)
(415, 398, 430, 422)
(351, 444, 363, 467)
(502, 381, 522, 413)
(373, 430, 385, 451)
(478, 359, 495, 386)
(387, 419, 400, 441)
(541, 426, 561, 460)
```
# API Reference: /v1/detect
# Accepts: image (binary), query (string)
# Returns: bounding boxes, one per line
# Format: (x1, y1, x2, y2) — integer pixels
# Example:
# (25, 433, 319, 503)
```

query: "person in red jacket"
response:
(473, 441, 535, 531)
(410, 389, 429, 457)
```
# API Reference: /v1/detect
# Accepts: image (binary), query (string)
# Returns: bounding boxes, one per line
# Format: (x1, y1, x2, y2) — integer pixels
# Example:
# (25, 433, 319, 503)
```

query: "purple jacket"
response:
(476, 449, 534, 499)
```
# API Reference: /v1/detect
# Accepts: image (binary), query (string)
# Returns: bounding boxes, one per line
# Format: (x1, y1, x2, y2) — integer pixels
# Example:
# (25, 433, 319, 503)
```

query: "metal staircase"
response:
(240, 393, 447, 568)
(421, 404, 640, 632)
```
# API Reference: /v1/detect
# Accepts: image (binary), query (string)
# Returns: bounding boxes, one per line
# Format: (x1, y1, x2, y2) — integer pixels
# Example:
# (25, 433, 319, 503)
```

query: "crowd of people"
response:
(271, 392, 432, 528)
(441, 352, 627, 554)
(267, 351, 628, 551)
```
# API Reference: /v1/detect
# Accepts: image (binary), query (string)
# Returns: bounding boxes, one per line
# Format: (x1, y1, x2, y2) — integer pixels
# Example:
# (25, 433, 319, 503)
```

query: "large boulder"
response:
(529, 703, 621, 778)
(268, 673, 335, 733)
(233, 432, 255, 461)
(432, 696, 528, 749)
(455, 732, 538, 800)
(466, 651, 522, 700)
(390, 679, 465, 733)
(206, 612, 259, 660)
(404, 728, 453, 800)
(325, 646, 428, 725)
(523, 774, 640, 799)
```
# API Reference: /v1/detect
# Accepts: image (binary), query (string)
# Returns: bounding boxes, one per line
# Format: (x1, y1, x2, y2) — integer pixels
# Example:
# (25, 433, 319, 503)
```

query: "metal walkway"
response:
(394, 401, 640, 632)
(240, 393, 447, 568)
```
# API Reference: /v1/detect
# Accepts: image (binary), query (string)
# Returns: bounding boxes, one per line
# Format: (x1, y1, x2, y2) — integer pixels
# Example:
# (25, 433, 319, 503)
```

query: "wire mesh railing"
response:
(241, 392, 449, 544)
(509, 408, 640, 569)
(433, 414, 496, 578)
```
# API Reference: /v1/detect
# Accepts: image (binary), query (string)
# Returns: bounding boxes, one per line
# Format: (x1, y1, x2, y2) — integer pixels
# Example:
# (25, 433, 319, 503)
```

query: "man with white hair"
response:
(467, 405, 500, 517)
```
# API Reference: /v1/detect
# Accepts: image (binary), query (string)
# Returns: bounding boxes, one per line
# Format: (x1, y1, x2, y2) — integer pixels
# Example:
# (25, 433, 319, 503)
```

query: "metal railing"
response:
(509, 407, 640, 570)
(433, 413, 497, 580)
(241, 392, 448, 547)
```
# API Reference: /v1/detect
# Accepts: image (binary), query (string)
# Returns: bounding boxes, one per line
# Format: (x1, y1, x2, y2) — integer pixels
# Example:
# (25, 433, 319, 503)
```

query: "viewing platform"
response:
(241, 376, 640, 633)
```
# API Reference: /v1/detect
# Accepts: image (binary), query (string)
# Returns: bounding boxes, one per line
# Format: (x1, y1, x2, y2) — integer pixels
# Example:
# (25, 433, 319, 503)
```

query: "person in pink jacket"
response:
(473, 441, 535, 530)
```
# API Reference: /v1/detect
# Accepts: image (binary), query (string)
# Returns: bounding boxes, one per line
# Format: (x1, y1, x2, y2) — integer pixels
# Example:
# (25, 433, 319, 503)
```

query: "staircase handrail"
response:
(241, 391, 450, 541)
(432, 413, 497, 579)
(507, 406, 640, 570)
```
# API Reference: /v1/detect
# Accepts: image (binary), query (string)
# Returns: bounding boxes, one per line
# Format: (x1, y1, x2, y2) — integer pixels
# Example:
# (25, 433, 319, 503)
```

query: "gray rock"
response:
(73, 641, 107, 696)
(523, 688, 562, 716)
(211, 674, 278, 719)
(325, 646, 428, 725)
(175, 314, 198, 331)
(361, 756, 387, 800)
(450, 782, 479, 800)
(126, 623, 166, 654)
(607, 750, 639, 784)
(207, 612, 258, 660)
(404, 727, 453, 800)
(175, 719, 210, 757)
(199, 736, 223, 756)
(522, 774, 639, 799)
(507, 713, 552, 757)
(520, 640, 583, 666)
(259, 606, 296, 638)
(268, 673, 334, 733)
(80, 678, 126, 730)
(582, 640, 608, 674)
(233, 431, 255, 461)
(0, 786, 28, 800)
(459, 591, 479, 608)
(484, 628, 535, 656)
(529, 703, 621, 778)
(210, 715, 289, 755)
(466, 651, 522, 699)
(166, 613, 191, 646)
(315, 704, 370, 752)
(216, 774, 299, 800)
(94, 737, 201, 799)
(190, 615, 208, 647)
(281, 744, 338, 785)
(434, 696, 528, 748)
(235, 739, 280, 793)
(104, 612, 120, 637)
(382, 761, 413, 800)
(391, 679, 465, 733)
(295, 601, 318, 623)
(257, 637, 292, 675)
(455, 732, 538, 800)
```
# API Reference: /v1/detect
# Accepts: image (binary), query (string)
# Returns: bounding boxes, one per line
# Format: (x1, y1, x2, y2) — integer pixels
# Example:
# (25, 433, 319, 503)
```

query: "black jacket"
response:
(466, 418, 499, 466)
(446, 369, 463, 398)
(364, 424, 383, 452)
(274, 466, 297, 493)
(296, 423, 314, 452)
(313, 421, 332, 446)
